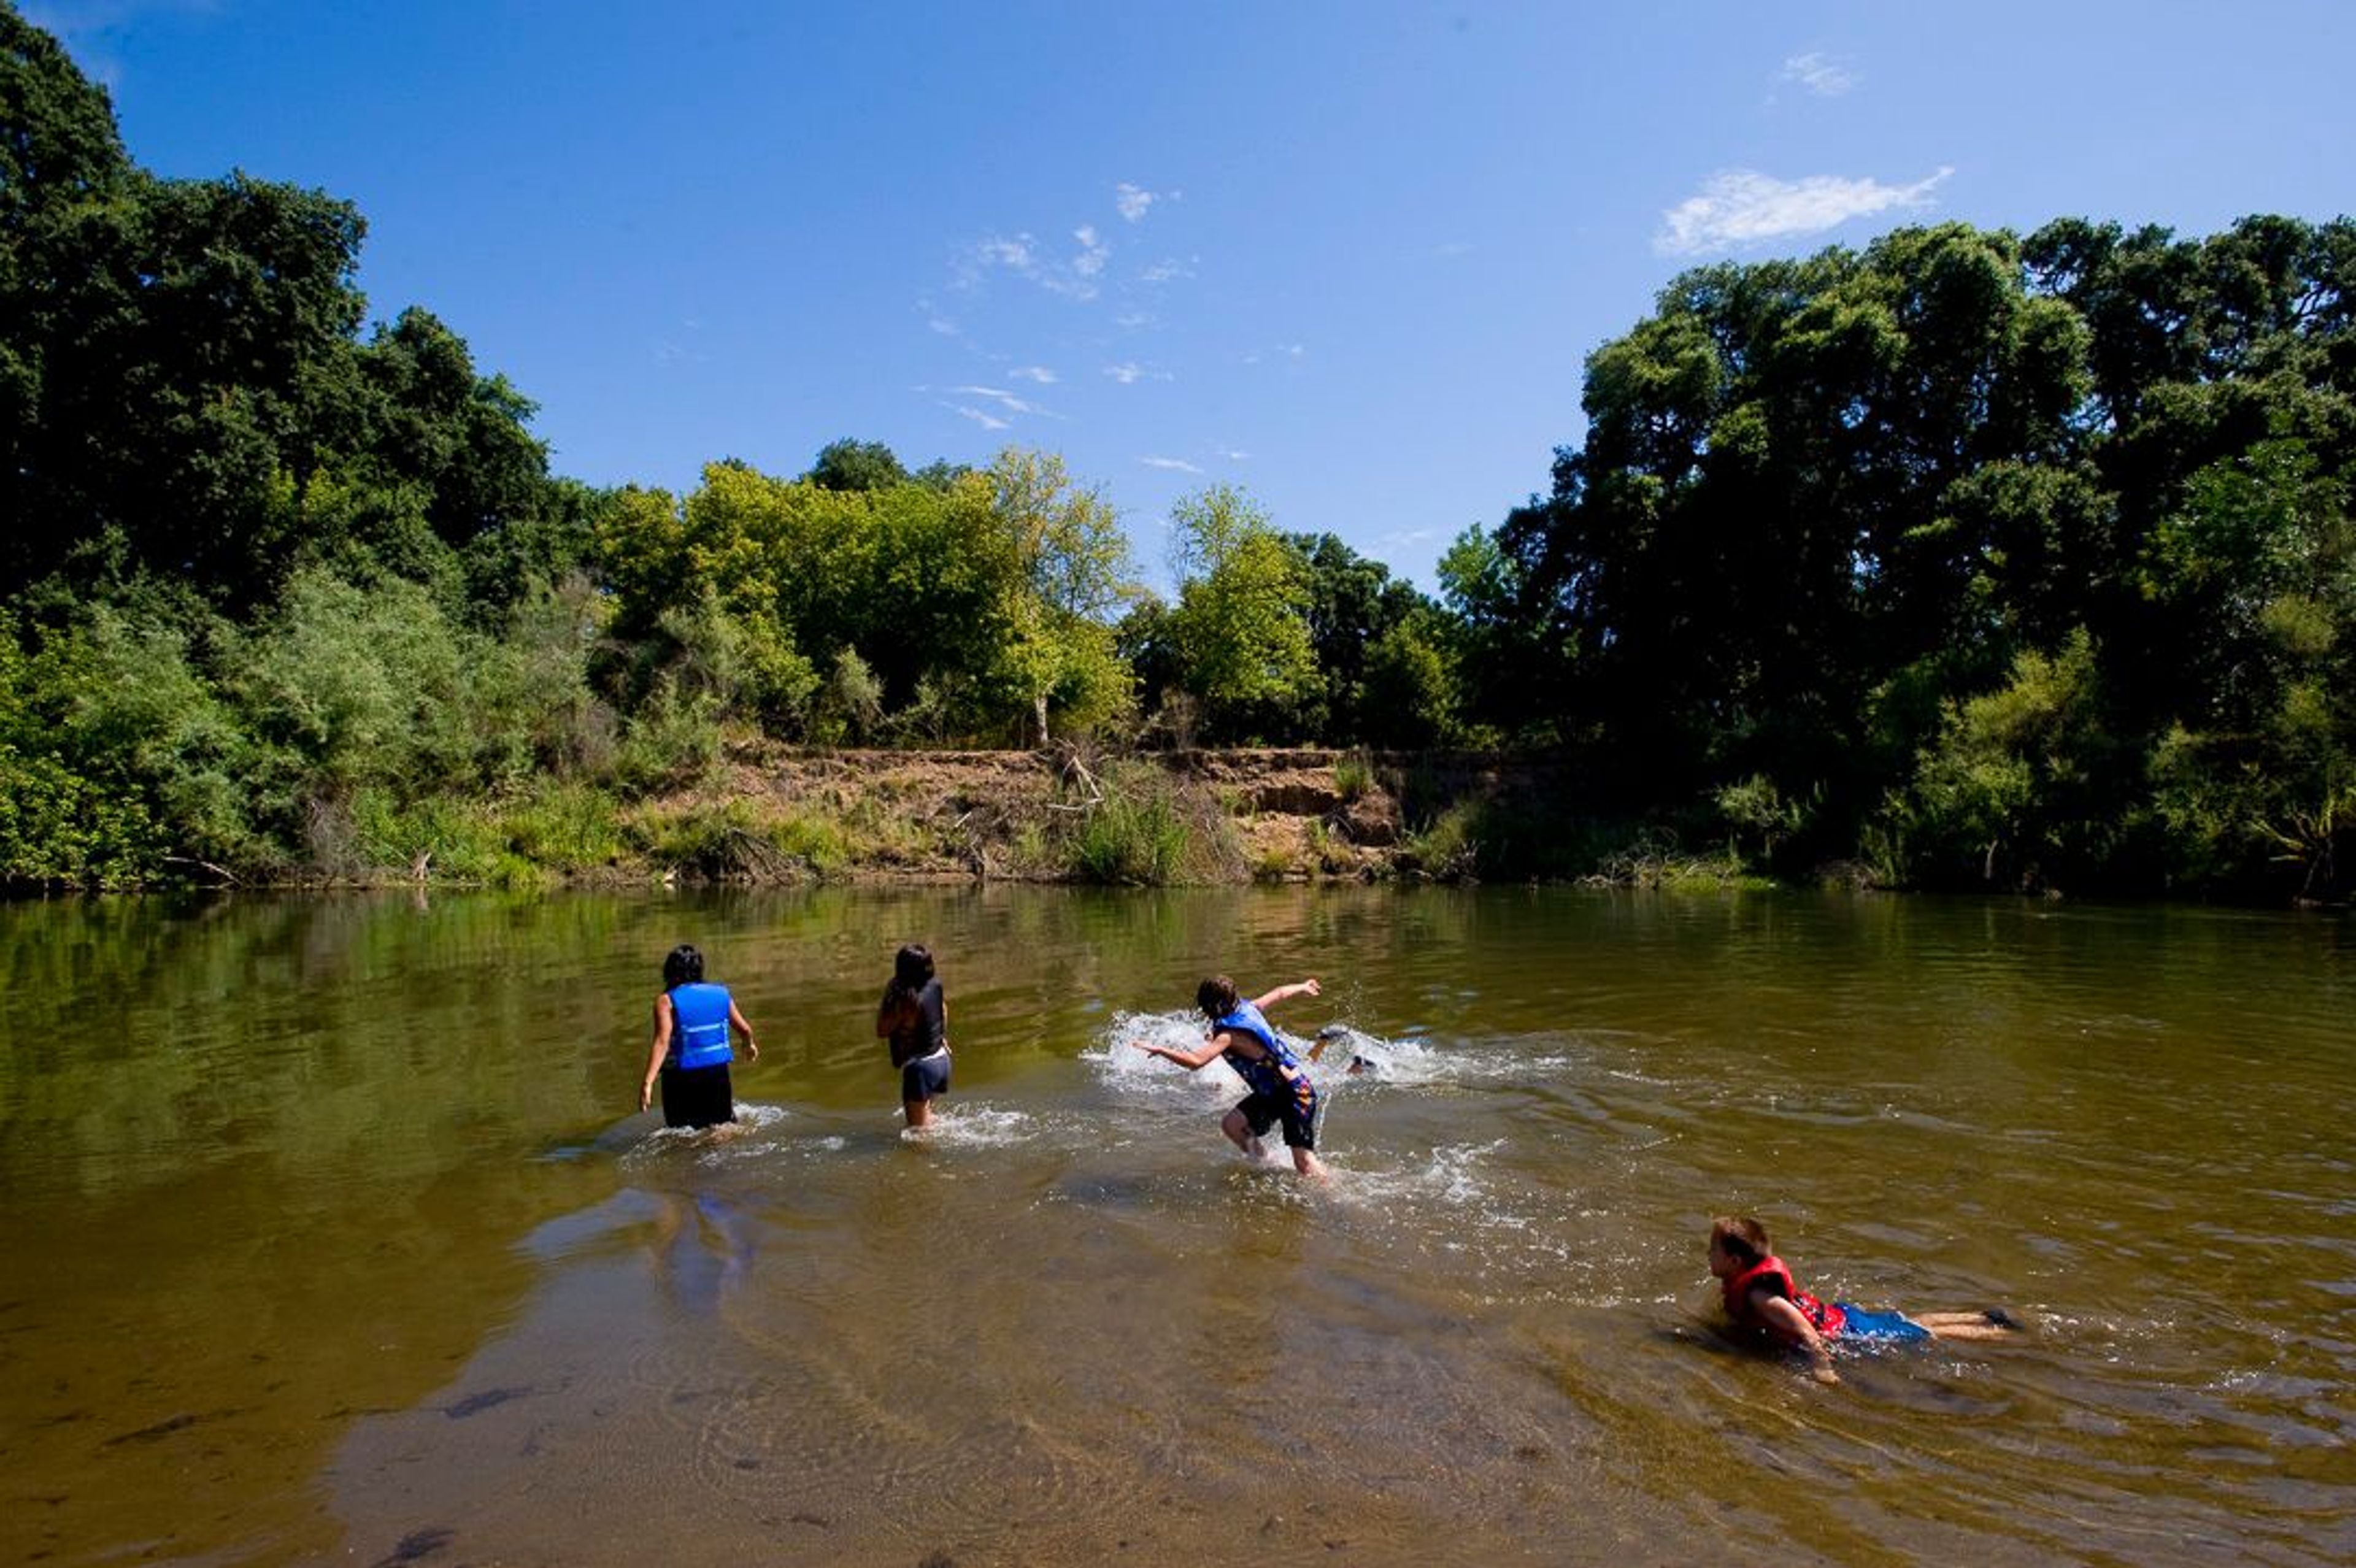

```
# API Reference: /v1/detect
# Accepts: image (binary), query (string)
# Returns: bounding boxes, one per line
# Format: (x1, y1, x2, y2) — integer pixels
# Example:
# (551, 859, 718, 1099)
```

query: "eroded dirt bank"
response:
(642, 746, 1576, 883)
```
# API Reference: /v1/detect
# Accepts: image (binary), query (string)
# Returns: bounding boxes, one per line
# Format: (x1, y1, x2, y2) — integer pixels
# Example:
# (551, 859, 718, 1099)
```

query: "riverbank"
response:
(621, 744, 1609, 887)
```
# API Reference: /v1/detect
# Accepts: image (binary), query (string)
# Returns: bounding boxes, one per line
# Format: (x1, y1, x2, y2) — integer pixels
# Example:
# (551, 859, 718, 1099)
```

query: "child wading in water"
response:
(876, 943, 950, 1128)
(1133, 975, 1328, 1179)
(638, 943, 759, 1129)
(1707, 1215, 2020, 1383)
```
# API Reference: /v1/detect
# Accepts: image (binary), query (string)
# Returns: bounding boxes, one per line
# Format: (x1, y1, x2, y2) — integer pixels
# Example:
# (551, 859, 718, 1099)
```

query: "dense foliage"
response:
(1495, 219, 2355, 898)
(2, 8, 2349, 897)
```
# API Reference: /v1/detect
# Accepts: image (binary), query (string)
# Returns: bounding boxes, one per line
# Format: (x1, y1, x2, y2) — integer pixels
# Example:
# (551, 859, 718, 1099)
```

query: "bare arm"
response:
(1753, 1291, 1839, 1383)
(639, 996, 676, 1112)
(728, 999, 760, 1061)
(1133, 1030, 1228, 1070)
(1251, 977, 1320, 1012)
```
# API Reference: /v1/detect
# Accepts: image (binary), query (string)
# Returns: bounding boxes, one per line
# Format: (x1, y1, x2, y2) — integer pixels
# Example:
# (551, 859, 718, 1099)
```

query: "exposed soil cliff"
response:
(639, 745, 1576, 883)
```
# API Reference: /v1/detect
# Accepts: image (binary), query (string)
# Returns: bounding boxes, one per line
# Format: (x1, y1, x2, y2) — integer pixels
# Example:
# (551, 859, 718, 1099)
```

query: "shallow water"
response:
(1, 886, 2350, 1565)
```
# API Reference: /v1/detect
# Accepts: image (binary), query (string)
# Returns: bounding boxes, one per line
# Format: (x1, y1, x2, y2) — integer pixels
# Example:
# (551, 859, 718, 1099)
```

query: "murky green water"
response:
(1, 887, 2350, 1566)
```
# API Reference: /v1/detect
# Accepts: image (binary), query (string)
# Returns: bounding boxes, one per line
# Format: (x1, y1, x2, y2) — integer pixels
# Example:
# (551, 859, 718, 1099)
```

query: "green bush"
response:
(1069, 761, 1195, 884)
(499, 782, 625, 869)
(1333, 750, 1376, 801)
(349, 788, 509, 882)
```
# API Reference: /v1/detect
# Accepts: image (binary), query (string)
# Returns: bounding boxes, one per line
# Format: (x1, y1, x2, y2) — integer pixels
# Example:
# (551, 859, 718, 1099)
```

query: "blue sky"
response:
(30, 0, 2356, 592)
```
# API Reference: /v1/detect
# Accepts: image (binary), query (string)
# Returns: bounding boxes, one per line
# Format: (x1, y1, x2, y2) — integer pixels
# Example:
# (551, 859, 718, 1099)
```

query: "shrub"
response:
(1071, 776, 1191, 885)
(1333, 750, 1376, 801)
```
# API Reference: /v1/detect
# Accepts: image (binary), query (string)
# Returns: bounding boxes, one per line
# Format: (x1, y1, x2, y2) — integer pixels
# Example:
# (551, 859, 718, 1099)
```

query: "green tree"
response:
(1165, 486, 1317, 742)
(988, 448, 1136, 744)
(1283, 531, 1433, 743)
(806, 437, 910, 493)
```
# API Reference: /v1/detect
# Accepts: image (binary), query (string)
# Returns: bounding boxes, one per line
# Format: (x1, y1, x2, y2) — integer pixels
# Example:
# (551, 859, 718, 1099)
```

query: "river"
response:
(1, 886, 2350, 1566)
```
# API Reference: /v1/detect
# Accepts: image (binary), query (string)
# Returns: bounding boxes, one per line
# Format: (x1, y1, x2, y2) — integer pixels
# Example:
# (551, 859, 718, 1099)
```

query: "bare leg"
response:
(1290, 1145, 1330, 1181)
(1221, 1108, 1265, 1158)
(1915, 1310, 2023, 1340)
(904, 1097, 933, 1129)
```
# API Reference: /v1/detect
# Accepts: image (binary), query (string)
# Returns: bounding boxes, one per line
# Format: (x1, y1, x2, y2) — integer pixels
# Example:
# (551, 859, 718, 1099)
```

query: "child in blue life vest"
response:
(638, 943, 760, 1129)
(1133, 974, 1328, 1179)
(1708, 1215, 2022, 1384)
(876, 942, 950, 1129)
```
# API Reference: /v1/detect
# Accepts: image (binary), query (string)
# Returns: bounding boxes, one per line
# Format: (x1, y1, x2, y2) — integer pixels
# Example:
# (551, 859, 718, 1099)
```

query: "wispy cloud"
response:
(1216, 447, 1252, 462)
(949, 385, 1049, 417)
(1104, 361, 1173, 386)
(1782, 51, 1858, 97)
(653, 319, 707, 364)
(1115, 182, 1172, 223)
(946, 403, 1012, 431)
(959, 228, 1109, 300)
(974, 236, 1035, 271)
(1655, 166, 1952, 255)
(1140, 456, 1203, 474)
(1009, 365, 1058, 384)
(1240, 343, 1307, 366)
(1138, 256, 1197, 285)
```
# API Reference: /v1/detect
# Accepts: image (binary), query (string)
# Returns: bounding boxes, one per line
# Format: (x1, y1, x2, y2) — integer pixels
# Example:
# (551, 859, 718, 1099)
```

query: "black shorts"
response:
(660, 1063, 736, 1129)
(901, 1049, 951, 1104)
(1237, 1083, 1319, 1150)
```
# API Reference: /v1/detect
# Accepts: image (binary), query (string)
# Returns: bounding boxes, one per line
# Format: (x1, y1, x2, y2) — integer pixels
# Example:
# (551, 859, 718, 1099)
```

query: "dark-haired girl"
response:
(876, 943, 950, 1128)
(637, 944, 759, 1129)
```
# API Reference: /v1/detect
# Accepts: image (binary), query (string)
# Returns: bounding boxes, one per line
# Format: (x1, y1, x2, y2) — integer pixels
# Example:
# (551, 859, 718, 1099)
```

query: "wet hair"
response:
(662, 943, 704, 990)
(1196, 975, 1239, 1019)
(888, 943, 936, 1002)
(1711, 1215, 1771, 1266)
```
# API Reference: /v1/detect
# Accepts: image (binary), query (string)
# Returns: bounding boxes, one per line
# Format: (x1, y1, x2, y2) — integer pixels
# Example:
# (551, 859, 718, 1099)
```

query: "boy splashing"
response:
(1134, 975, 1328, 1180)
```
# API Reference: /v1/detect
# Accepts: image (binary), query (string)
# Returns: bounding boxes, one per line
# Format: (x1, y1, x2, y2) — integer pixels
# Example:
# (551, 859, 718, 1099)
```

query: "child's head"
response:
(1709, 1215, 1771, 1273)
(663, 943, 705, 989)
(893, 943, 936, 993)
(1196, 975, 1239, 1020)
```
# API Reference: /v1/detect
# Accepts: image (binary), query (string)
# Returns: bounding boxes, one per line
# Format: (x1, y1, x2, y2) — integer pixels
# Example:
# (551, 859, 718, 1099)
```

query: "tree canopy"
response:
(2, 6, 2349, 899)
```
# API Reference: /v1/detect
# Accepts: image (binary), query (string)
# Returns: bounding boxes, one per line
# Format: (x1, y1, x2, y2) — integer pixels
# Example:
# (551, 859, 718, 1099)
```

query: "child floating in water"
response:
(1707, 1214, 2020, 1383)
(1307, 1023, 1382, 1076)
(1133, 975, 1328, 1179)
(876, 942, 950, 1129)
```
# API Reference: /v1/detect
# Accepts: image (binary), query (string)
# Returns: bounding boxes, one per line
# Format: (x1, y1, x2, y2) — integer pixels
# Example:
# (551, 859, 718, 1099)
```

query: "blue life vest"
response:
(669, 982, 734, 1070)
(1215, 1001, 1306, 1101)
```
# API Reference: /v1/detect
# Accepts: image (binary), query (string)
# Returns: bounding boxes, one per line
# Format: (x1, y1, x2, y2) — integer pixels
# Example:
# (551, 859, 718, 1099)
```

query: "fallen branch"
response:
(163, 855, 241, 886)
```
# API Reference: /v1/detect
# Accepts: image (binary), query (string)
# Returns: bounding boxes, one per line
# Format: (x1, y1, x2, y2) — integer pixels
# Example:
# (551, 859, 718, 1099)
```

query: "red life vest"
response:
(1723, 1255, 1847, 1338)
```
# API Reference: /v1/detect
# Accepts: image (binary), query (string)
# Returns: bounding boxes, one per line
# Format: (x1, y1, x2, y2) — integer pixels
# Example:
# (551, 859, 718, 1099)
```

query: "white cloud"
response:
(1010, 366, 1058, 384)
(959, 229, 1103, 299)
(1114, 311, 1156, 330)
(1104, 361, 1173, 385)
(1655, 166, 1952, 255)
(1115, 182, 1158, 223)
(1140, 456, 1203, 474)
(947, 404, 1012, 431)
(1217, 447, 1252, 462)
(1138, 256, 1196, 285)
(950, 385, 1044, 417)
(1782, 52, 1858, 96)
(976, 235, 1036, 271)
